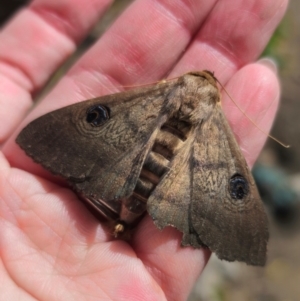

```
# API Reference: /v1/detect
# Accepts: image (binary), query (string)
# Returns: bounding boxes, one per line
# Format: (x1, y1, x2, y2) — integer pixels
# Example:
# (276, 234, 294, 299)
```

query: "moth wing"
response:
(147, 137, 197, 243)
(148, 105, 268, 266)
(17, 84, 178, 201)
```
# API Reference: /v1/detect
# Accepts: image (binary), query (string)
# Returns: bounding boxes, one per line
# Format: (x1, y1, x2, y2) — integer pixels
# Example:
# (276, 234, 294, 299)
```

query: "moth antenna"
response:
(121, 79, 168, 89)
(121, 73, 182, 89)
(217, 80, 290, 148)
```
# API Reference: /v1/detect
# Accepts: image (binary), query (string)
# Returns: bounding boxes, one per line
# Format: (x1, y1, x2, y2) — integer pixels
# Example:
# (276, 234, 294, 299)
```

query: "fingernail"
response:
(258, 58, 278, 74)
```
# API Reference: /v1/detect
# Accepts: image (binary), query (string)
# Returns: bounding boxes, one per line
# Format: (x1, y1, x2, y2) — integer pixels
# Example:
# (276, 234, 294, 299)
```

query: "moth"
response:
(16, 71, 268, 266)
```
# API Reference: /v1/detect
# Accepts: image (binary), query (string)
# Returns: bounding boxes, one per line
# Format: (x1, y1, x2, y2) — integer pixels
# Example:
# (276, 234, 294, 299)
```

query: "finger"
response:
(61, 0, 288, 95)
(63, 0, 218, 90)
(0, 0, 113, 141)
(171, 0, 288, 80)
(222, 61, 280, 167)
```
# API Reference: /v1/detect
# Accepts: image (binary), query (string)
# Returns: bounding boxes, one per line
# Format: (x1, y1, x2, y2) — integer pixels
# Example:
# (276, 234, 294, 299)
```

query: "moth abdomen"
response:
(161, 117, 192, 141)
(118, 116, 194, 228)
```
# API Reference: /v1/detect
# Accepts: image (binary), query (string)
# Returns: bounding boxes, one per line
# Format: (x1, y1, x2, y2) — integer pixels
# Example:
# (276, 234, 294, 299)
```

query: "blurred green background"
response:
(1, 1, 299, 301)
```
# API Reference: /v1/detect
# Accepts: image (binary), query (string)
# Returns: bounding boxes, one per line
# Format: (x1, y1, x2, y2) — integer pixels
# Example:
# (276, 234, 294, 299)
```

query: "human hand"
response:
(0, 0, 287, 300)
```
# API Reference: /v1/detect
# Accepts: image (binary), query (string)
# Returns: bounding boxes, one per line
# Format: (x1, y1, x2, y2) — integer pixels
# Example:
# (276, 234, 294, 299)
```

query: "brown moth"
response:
(16, 71, 268, 266)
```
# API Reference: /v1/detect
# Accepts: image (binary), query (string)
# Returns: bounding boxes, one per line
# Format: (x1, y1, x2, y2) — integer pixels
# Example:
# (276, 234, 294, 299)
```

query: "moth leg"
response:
(113, 223, 125, 237)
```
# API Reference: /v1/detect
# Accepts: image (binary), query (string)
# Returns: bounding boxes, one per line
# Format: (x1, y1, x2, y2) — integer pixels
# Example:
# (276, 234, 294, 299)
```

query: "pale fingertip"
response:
(257, 57, 278, 75)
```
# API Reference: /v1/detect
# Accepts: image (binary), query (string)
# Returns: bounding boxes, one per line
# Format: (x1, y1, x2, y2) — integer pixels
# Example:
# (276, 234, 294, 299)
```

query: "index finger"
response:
(0, 0, 113, 141)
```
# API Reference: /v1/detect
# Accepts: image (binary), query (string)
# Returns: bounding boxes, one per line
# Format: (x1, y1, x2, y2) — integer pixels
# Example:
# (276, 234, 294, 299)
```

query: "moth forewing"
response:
(16, 71, 268, 266)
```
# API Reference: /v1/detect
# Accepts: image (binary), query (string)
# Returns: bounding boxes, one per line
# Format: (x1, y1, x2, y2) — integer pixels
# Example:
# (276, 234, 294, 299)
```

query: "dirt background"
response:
(1, 1, 299, 301)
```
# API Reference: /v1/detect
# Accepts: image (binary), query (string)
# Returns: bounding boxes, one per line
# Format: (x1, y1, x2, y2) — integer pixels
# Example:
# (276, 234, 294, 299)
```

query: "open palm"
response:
(0, 0, 287, 300)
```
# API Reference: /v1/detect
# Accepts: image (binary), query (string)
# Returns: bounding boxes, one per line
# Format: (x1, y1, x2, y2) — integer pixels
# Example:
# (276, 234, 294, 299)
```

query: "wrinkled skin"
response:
(0, 0, 287, 300)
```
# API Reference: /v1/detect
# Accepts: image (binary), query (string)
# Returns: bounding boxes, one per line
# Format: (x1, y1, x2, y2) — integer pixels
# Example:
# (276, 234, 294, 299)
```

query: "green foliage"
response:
(261, 16, 290, 69)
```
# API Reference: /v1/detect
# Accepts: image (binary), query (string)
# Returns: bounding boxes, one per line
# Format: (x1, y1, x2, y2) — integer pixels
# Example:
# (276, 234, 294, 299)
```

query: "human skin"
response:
(0, 0, 288, 300)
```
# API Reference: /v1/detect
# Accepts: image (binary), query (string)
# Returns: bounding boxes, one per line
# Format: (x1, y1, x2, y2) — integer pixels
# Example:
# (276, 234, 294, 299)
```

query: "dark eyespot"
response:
(86, 105, 109, 126)
(229, 174, 249, 200)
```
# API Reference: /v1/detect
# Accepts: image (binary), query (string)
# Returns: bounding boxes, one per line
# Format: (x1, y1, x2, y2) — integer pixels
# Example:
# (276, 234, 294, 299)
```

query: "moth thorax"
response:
(119, 117, 192, 225)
